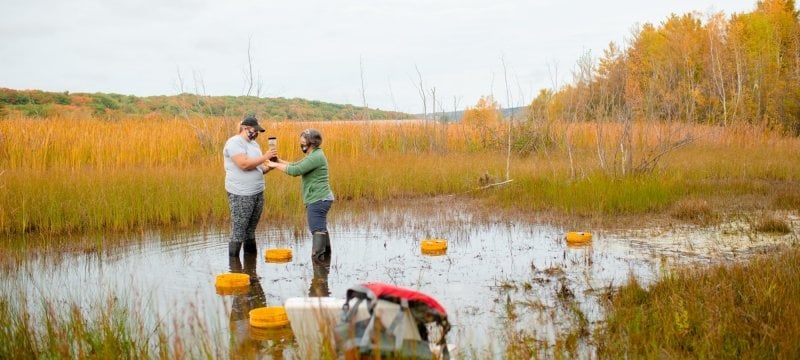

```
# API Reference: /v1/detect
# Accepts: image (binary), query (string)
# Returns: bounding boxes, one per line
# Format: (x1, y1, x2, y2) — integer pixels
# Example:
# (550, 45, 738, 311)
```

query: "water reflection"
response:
(4, 205, 796, 358)
(308, 257, 331, 297)
(227, 253, 291, 359)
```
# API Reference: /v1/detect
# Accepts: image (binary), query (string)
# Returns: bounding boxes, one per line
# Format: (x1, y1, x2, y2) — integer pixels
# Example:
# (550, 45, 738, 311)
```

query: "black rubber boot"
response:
(312, 232, 327, 260)
(228, 241, 242, 257)
(322, 232, 331, 256)
(243, 240, 257, 255)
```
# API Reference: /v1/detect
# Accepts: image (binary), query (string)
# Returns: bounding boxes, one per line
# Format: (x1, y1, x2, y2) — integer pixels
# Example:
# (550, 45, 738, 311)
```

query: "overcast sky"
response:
(2, 0, 757, 113)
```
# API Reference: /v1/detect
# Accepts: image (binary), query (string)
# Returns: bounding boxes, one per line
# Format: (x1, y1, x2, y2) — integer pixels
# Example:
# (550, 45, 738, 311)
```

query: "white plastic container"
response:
(284, 297, 345, 357)
(284, 296, 457, 358)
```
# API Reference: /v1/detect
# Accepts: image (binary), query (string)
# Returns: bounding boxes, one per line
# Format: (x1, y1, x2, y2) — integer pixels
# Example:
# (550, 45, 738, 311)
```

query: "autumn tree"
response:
(544, 0, 800, 136)
(462, 95, 502, 148)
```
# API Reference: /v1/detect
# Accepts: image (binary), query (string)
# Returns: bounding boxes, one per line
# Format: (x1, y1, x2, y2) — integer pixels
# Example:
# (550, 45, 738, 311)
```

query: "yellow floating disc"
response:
(215, 273, 250, 288)
(250, 306, 290, 328)
(215, 285, 249, 296)
(265, 248, 293, 263)
(565, 232, 592, 245)
(421, 239, 448, 251)
(421, 248, 447, 256)
(250, 325, 294, 341)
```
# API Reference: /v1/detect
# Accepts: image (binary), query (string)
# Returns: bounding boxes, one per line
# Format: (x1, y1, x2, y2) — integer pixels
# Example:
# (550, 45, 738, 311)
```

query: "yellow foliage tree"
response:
(461, 95, 503, 149)
(462, 95, 501, 127)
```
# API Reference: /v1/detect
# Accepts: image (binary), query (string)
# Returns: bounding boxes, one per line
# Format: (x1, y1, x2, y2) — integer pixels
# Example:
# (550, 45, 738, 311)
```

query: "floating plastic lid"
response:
(421, 239, 448, 251)
(565, 232, 592, 245)
(215, 273, 250, 288)
(250, 306, 290, 328)
(250, 325, 293, 341)
(215, 285, 249, 296)
(265, 248, 293, 263)
(422, 248, 447, 256)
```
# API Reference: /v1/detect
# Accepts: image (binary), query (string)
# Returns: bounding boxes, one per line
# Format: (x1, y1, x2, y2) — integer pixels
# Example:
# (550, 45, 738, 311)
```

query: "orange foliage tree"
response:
(462, 96, 502, 148)
(537, 0, 800, 135)
(463, 95, 501, 126)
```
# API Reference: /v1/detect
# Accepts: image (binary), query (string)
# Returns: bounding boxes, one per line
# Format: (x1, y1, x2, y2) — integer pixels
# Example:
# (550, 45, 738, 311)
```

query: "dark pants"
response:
(227, 192, 264, 244)
(306, 199, 332, 233)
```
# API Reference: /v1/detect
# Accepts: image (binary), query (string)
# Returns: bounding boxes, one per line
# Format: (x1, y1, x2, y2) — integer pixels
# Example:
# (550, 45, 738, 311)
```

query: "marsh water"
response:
(5, 201, 799, 358)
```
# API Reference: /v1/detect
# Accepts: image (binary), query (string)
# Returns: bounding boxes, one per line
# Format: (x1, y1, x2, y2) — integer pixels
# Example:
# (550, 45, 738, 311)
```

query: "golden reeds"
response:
(2, 114, 799, 235)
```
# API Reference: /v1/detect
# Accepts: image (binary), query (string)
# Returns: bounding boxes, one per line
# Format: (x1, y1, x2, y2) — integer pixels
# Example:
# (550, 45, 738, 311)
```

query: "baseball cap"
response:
(241, 117, 265, 132)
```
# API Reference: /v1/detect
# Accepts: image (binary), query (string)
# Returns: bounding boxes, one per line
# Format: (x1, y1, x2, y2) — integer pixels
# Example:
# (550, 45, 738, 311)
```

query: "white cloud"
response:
(1, 0, 757, 113)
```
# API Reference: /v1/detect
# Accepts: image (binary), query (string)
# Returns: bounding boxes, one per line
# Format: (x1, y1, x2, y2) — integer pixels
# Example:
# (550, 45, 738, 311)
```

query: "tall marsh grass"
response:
(2, 115, 799, 235)
(0, 291, 225, 359)
(595, 247, 800, 359)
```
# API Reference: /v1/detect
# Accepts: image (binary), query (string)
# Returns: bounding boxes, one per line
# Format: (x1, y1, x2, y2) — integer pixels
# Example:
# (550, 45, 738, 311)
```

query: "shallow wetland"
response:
(4, 199, 798, 358)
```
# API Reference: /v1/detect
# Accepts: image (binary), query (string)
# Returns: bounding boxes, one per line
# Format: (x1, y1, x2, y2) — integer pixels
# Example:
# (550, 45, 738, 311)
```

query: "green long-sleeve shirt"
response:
(285, 148, 333, 205)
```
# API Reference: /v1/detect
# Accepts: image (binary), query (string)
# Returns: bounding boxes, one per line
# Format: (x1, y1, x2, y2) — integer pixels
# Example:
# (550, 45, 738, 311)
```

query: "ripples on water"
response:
(5, 206, 797, 358)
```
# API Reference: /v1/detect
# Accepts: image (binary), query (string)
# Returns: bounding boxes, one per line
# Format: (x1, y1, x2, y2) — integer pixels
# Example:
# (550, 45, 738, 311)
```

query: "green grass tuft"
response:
(596, 248, 800, 359)
(755, 215, 792, 234)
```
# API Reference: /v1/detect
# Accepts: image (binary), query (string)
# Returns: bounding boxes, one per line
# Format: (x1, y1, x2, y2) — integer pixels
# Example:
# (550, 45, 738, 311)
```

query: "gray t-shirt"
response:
(223, 135, 265, 196)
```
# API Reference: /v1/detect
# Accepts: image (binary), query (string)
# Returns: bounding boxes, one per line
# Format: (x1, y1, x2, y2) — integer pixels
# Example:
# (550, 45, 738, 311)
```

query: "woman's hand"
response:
(264, 148, 278, 161)
(267, 160, 288, 173)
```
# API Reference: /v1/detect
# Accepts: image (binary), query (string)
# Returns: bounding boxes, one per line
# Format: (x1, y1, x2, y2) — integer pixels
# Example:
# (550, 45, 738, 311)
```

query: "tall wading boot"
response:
(228, 241, 242, 257)
(243, 240, 257, 255)
(312, 232, 327, 261)
(321, 232, 331, 257)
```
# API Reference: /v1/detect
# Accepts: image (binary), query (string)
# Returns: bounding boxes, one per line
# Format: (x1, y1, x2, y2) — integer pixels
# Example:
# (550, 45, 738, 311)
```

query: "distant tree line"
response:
(529, 0, 800, 135)
(0, 88, 413, 121)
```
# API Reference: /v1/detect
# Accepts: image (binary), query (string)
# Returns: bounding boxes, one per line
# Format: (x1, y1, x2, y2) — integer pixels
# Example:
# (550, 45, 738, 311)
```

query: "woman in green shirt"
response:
(268, 129, 334, 261)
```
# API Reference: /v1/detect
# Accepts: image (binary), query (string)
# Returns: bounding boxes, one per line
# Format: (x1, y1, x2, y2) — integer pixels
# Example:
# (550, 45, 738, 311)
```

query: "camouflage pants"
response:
(227, 192, 264, 244)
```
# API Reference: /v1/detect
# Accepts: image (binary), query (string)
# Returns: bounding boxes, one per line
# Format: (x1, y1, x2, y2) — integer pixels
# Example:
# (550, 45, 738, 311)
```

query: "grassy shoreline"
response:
(2, 158, 797, 236)
(595, 247, 800, 359)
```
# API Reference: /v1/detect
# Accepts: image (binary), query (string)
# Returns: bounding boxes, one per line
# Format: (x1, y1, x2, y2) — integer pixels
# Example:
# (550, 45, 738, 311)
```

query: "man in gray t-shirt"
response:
(223, 116, 277, 257)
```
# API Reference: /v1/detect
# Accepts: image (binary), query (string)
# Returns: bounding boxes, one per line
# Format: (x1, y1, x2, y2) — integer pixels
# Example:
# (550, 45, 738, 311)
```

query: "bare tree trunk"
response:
(431, 86, 437, 150)
(174, 66, 189, 120)
(501, 57, 512, 181)
(245, 37, 254, 97)
(386, 77, 406, 152)
(566, 124, 576, 179)
(413, 65, 427, 120)
(734, 45, 743, 124)
(359, 56, 369, 121)
(442, 100, 447, 151)
(620, 108, 632, 176)
(708, 17, 728, 126)
(449, 95, 461, 152)
(387, 76, 398, 113)
(411, 65, 427, 152)
(795, 29, 800, 82)
(174, 65, 186, 94)
(358, 56, 373, 150)
(595, 105, 607, 174)
(241, 36, 265, 98)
